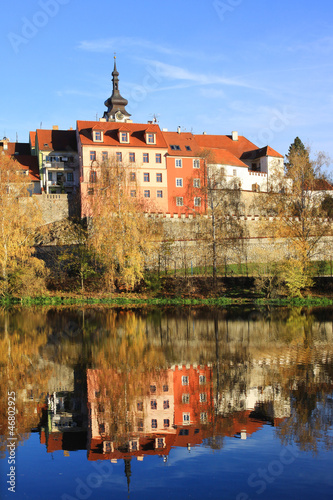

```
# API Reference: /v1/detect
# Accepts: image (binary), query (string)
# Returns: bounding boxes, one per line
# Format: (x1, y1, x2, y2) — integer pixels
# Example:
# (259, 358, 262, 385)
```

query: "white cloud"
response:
(145, 60, 267, 92)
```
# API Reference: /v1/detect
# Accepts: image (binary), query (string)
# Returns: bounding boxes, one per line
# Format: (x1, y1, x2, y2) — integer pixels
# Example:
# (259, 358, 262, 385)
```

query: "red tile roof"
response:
(1, 142, 40, 182)
(36, 129, 77, 152)
(208, 148, 249, 167)
(161, 131, 202, 157)
(311, 178, 333, 191)
(241, 145, 283, 160)
(14, 155, 40, 181)
(29, 131, 36, 148)
(2, 142, 31, 155)
(194, 134, 259, 159)
(77, 121, 168, 149)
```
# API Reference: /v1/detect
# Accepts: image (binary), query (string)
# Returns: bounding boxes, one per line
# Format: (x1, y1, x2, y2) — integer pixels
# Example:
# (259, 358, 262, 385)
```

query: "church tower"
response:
(103, 56, 131, 122)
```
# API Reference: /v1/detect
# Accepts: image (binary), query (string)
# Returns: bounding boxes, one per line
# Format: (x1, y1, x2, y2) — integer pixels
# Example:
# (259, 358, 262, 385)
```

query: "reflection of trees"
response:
(276, 381, 333, 454)
(89, 312, 168, 447)
(0, 309, 52, 456)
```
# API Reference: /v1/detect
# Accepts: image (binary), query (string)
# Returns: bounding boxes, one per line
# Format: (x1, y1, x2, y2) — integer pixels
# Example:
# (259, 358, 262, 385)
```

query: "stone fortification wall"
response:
(33, 193, 79, 225)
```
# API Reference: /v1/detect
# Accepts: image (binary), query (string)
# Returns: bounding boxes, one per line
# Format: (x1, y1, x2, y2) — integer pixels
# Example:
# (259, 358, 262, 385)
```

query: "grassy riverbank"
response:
(1, 276, 333, 307)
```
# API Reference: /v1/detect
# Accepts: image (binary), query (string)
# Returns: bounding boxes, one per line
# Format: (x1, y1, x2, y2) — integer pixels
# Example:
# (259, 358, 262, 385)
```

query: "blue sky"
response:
(1, 0, 333, 163)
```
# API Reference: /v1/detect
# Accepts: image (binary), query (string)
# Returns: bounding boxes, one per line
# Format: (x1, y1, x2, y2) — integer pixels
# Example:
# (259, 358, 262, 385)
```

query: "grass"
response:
(1, 293, 333, 308)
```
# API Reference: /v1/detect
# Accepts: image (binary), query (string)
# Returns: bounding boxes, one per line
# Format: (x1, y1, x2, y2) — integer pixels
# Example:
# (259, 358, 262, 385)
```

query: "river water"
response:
(0, 306, 333, 499)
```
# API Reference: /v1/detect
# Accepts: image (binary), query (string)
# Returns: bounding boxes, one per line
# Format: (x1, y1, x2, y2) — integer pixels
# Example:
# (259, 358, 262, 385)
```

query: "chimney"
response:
(52, 125, 59, 130)
(232, 131, 238, 141)
(203, 131, 207, 135)
(2, 137, 9, 150)
(177, 126, 181, 134)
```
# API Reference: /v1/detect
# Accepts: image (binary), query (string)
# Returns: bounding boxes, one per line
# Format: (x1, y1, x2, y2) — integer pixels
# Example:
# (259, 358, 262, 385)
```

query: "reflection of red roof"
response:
(88, 434, 176, 461)
(46, 433, 63, 453)
(77, 121, 168, 149)
(162, 131, 201, 157)
(209, 148, 249, 167)
(194, 134, 258, 159)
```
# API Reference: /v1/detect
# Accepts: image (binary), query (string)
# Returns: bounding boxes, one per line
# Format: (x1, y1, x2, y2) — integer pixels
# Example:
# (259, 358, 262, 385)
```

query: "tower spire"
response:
(103, 56, 131, 122)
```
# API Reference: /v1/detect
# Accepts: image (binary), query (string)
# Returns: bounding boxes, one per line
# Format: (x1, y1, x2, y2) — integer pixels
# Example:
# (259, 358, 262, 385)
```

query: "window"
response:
(116, 152, 122, 162)
(200, 412, 208, 423)
(129, 152, 135, 162)
(130, 440, 138, 451)
(163, 385, 169, 392)
(143, 153, 149, 163)
(233, 169, 237, 176)
(87, 188, 94, 196)
(150, 385, 156, 393)
(164, 419, 170, 428)
(90, 151, 96, 161)
(157, 190, 163, 198)
(151, 400, 157, 410)
(194, 197, 201, 207)
(137, 419, 143, 431)
(151, 419, 157, 429)
(200, 393, 207, 403)
(120, 132, 129, 143)
(89, 171, 97, 183)
(193, 178, 200, 188)
(144, 190, 150, 198)
(176, 197, 183, 207)
(130, 172, 136, 182)
(156, 173, 162, 182)
(156, 438, 165, 449)
(182, 376, 189, 386)
(176, 178, 183, 187)
(179, 429, 189, 436)
(175, 159, 182, 168)
(67, 172, 73, 182)
(48, 172, 52, 181)
(199, 375, 206, 385)
(170, 145, 181, 151)
(147, 133, 155, 144)
(155, 153, 161, 163)
(163, 400, 169, 410)
(99, 423, 105, 434)
(144, 172, 150, 182)
(182, 394, 190, 404)
(95, 391, 100, 398)
(183, 413, 190, 424)
(94, 131, 102, 141)
(137, 402, 143, 411)
(193, 159, 200, 168)
(185, 145, 191, 151)
(102, 151, 108, 162)
(130, 190, 136, 197)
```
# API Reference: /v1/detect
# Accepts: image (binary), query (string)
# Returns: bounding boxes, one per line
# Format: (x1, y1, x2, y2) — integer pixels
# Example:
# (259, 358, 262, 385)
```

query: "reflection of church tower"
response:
(103, 56, 131, 122)
(124, 458, 132, 497)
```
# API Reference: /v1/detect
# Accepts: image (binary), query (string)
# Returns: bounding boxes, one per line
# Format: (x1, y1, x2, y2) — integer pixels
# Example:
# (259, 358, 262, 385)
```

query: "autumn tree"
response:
(193, 149, 246, 282)
(254, 141, 332, 295)
(0, 150, 47, 296)
(84, 157, 162, 291)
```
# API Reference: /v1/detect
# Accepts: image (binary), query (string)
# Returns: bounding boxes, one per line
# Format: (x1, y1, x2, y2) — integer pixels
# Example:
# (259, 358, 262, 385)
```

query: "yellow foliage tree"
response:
(84, 158, 162, 291)
(0, 150, 47, 296)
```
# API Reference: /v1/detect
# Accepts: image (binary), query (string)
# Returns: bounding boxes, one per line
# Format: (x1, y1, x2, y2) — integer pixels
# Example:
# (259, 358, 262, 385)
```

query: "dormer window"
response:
(146, 132, 156, 144)
(93, 130, 103, 142)
(120, 131, 129, 143)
